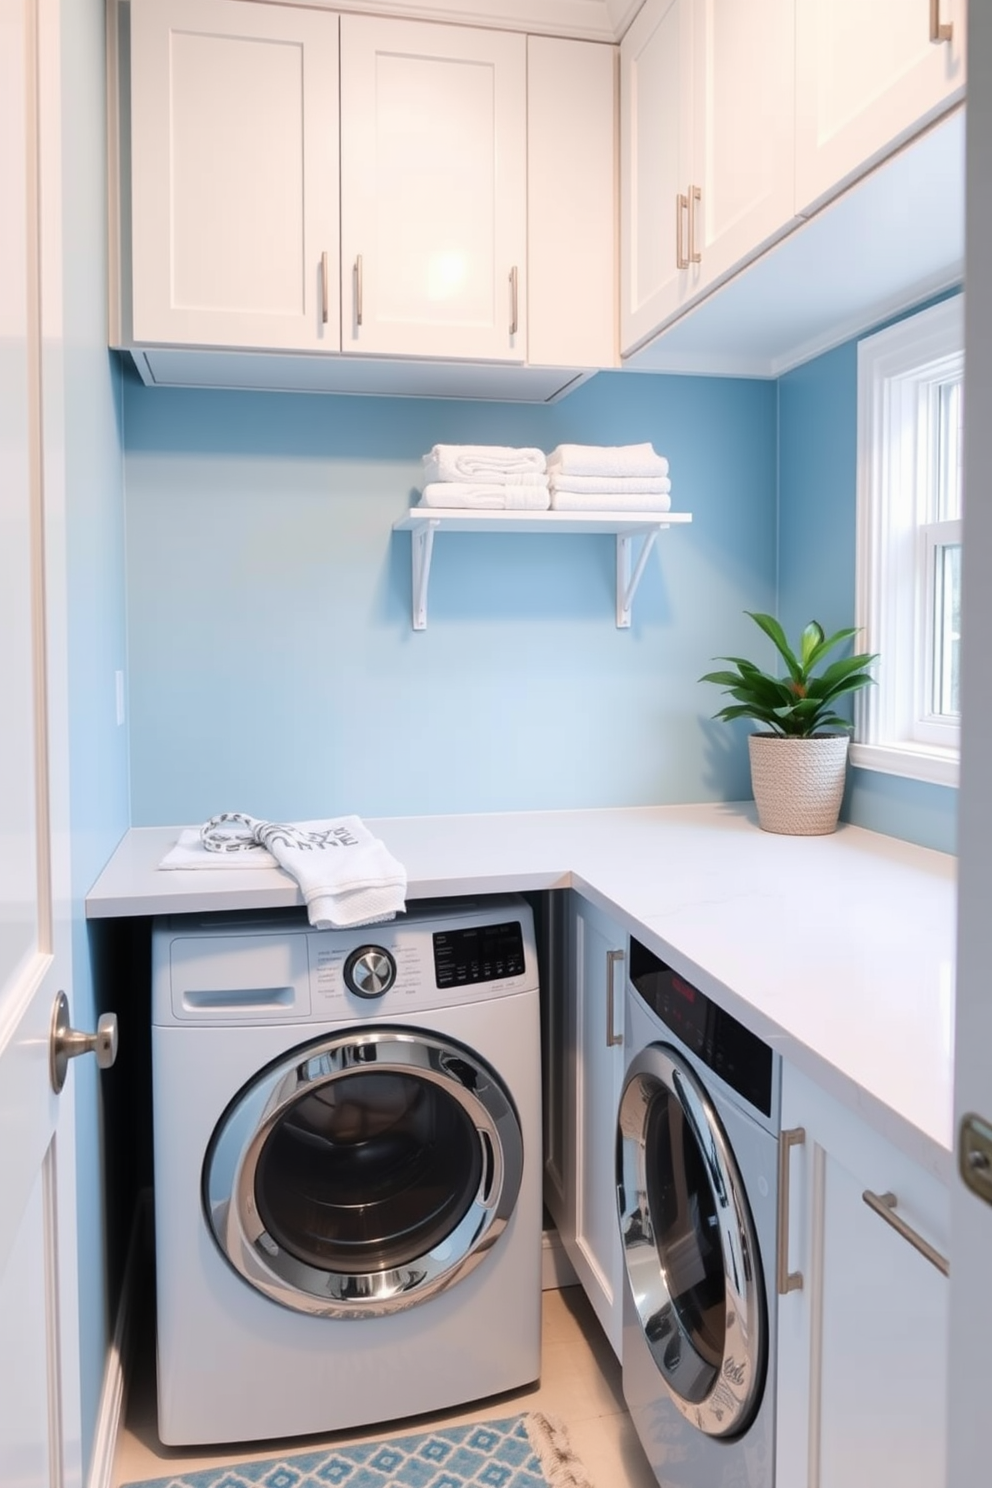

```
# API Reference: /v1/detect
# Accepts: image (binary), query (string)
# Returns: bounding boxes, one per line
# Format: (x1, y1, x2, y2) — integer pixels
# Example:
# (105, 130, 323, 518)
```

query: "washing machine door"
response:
(616, 1042, 767, 1438)
(203, 1027, 523, 1317)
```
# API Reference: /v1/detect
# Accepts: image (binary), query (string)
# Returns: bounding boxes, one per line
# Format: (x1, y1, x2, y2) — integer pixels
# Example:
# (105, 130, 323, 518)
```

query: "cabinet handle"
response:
(509, 265, 519, 336)
(688, 184, 702, 264)
(776, 1126, 805, 1294)
(355, 255, 363, 327)
(606, 948, 624, 1048)
(862, 1189, 950, 1277)
(321, 251, 329, 326)
(675, 192, 689, 270)
(929, 0, 952, 43)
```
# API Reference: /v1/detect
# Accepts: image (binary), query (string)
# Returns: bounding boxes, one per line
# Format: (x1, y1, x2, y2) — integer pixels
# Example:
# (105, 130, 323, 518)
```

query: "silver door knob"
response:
(50, 990, 118, 1093)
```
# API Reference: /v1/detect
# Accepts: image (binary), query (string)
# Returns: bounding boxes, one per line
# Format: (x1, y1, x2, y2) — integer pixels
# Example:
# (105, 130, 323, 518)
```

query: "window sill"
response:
(850, 741, 959, 788)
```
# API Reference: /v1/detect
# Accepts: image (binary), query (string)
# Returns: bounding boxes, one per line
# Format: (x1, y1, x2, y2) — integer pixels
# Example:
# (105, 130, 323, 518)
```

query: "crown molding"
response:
(255, 0, 634, 42)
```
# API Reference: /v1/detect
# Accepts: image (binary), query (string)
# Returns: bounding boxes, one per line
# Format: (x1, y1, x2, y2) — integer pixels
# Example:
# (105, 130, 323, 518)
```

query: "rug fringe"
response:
(524, 1411, 598, 1488)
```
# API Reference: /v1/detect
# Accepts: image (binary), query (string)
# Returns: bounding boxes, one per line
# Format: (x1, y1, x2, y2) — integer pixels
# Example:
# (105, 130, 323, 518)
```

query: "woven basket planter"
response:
(747, 733, 850, 836)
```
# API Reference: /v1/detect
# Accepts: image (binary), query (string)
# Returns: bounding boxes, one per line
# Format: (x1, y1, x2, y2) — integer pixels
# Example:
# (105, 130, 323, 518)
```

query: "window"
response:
(853, 296, 963, 787)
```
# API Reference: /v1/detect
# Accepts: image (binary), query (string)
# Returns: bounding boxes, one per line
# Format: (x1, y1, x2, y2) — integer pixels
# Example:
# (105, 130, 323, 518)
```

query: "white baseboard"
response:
(85, 1189, 150, 1488)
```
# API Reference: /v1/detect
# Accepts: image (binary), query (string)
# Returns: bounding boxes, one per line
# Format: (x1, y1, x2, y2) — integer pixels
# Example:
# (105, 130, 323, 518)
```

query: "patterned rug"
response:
(120, 1412, 596, 1488)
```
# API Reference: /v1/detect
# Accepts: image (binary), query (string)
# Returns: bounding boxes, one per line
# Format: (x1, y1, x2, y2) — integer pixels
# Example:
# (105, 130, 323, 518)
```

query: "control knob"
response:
(344, 945, 397, 999)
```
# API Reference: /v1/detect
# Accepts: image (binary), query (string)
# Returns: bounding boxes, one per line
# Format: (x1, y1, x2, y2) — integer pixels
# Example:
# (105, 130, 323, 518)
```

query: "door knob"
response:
(50, 990, 118, 1093)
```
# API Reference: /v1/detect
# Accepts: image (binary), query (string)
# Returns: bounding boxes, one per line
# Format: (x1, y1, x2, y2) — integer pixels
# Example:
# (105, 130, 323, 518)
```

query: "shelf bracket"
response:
(411, 518, 440, 630)
(616, 527, 661, 628)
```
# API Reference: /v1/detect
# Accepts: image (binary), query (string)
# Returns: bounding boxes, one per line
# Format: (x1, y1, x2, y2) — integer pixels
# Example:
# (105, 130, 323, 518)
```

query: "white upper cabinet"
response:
(128, 0, 340, 351)
(620, 0, 692, 352)
(527, 37, 617, 370)
(339, 16, 526, 363)
(621, 0, 795, 355)
(689, 0, 795, 296)
(795, 0, 967, 214)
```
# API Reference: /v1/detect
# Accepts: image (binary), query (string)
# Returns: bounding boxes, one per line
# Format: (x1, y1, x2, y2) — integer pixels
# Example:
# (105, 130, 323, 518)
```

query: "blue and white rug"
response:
(121, 1411, 596, 1488)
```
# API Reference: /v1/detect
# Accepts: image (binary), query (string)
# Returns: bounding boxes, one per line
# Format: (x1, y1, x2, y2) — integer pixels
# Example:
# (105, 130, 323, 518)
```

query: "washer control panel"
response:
(344, 945, 397, 998)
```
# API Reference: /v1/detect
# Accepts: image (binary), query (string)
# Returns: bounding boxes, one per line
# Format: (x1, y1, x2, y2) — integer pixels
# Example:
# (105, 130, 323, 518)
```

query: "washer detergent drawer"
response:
(167, 933, 313, 1021)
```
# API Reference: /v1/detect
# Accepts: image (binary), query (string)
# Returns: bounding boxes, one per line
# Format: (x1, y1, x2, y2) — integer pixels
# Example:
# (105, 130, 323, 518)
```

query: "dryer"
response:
(616, 936, 780, 1488)
(151, 896, 542, 1446)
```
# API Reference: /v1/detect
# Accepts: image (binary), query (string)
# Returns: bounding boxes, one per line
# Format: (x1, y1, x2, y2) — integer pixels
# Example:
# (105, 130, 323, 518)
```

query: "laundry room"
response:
(3, 2, 983, 1488)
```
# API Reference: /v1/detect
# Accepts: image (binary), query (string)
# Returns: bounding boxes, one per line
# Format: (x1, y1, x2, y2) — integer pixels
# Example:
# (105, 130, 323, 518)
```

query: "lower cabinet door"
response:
(777, 1062, 949, 1488)
(558, 894, 626, 1356)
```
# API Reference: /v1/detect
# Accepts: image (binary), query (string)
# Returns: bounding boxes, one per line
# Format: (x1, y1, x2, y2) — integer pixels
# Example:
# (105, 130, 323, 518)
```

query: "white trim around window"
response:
(853, 296, 963, 788)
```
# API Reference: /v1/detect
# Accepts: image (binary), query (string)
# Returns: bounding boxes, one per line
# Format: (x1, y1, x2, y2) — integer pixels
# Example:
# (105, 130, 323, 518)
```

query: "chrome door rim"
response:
(204, 1027, 523, 1318)
(617, 1042, 766, 1438)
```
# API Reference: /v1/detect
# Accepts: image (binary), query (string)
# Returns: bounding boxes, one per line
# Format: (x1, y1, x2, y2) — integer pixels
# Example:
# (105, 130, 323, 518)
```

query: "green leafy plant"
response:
(700, 612, 878, 738)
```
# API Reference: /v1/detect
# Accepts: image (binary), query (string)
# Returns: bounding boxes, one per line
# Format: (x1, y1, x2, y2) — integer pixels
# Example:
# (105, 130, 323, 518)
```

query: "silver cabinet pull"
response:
(676, 192, 689, 269)
(862, 1189, 950, 1276)
(688, 184, 702, 264)
(321, 251, 329, 325)
(50, 990, 118, 1094)
(606, 948, 624, 1048)
(355, 255, 363, 327)
(929, 0, 952, 43)
(509, 265, 519, 336)
(776, 1126, 805, 1294)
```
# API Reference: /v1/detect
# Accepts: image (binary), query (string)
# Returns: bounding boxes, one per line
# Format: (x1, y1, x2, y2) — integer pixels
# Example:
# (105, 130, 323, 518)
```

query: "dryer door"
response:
(617, 1042, 767, 1438)
(204, 1026, 523, 1317)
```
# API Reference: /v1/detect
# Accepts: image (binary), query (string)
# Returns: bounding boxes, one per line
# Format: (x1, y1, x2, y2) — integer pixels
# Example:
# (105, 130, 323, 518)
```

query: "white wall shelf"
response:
(392, 507, 692, 629)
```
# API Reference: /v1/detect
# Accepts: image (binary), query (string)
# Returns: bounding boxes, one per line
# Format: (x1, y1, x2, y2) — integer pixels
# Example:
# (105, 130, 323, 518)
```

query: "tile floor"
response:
(111, 1283, 659, 1488)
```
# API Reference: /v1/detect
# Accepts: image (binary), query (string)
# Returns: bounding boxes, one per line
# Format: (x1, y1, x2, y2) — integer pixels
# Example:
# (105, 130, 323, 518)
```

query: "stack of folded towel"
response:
(418, 444, 551, 510)
(547, 443, 672, 511)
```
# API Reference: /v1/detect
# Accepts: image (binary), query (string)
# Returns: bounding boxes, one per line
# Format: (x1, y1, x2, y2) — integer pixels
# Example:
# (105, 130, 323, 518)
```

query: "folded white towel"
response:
(549, 474, 672, 495)
(159, 829, 279, 870)
(550, 489, 673, 512)
(424, 445, 547, 482)
(546, 443, 670, 478)
(419, 481, 551, 510)
(191, 812, 407, 929)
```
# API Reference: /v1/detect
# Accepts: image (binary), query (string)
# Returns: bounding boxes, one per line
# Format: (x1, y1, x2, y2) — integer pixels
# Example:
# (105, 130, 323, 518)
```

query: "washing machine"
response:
(150, 895, 542, 1446)
(616, 936, 780, 1488)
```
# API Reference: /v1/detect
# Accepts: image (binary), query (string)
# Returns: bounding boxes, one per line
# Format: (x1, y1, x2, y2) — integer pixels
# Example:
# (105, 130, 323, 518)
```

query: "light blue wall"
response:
(61, 0, 129, 1471)
(122, 368, 777, 825)
(777, 308, 959, 855)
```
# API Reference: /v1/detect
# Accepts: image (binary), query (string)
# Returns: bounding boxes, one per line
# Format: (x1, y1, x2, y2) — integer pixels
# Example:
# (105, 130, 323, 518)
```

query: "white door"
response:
(128, 0, 340, 351)
(340, 15, 526, 362)
(0, 2, 83, 1486)
(795, 0, 967, 214)
(689, 0, 796, 297)
(946, 6, 992, 1484)
(620, 0, 693, 354)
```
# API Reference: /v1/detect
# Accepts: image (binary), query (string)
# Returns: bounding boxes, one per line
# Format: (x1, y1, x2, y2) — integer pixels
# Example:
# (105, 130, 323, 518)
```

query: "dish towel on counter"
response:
(160, 812, 407, 929)
(419, 481, 550, 510)
(547, 443, 670, 479)
(423, 444, 547, 483)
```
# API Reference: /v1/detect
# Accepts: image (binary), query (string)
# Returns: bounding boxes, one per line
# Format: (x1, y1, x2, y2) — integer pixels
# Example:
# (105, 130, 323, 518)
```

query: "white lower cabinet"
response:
(550, 894, 626, 1356)
(777, 1062, 949, 1488)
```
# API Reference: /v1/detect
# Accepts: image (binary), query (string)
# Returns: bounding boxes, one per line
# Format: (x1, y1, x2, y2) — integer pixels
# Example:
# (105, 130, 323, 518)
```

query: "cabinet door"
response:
(527, 37, 617, 370)
(560, 896, 626, 1356)
(795, 0, 967, 214)
(340, 16, 526, 362)
(620, 0, 693, 354)
(689, 0, 796, 297)
(777, 1063, 949, 1488)
(129, 0, 340, 350)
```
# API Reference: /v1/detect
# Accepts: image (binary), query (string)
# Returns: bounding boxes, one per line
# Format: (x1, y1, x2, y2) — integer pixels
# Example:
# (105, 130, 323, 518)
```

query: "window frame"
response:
(853, 296, 963, 788)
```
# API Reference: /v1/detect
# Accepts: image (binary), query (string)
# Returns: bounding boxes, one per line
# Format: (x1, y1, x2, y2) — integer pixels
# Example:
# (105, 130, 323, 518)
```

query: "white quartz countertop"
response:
(86, 802, 957, 1180)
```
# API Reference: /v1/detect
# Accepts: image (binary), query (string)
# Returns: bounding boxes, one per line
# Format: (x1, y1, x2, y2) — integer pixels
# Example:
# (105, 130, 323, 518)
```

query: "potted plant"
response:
(700, 612, 878, 835)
